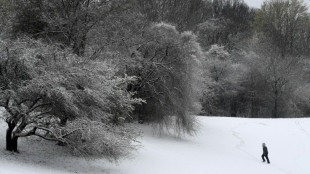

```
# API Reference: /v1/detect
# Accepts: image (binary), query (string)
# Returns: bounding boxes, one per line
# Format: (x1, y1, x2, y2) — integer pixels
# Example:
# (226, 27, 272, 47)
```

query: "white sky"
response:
(243, 0, 310, 9)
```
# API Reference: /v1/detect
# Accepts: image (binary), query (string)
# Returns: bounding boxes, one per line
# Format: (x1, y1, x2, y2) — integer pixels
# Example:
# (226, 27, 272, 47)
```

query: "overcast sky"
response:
(243, 0, 310, 9)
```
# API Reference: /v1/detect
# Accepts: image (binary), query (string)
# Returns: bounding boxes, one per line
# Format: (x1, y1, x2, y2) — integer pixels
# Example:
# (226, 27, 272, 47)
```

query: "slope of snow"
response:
(1, 116, 310, 174)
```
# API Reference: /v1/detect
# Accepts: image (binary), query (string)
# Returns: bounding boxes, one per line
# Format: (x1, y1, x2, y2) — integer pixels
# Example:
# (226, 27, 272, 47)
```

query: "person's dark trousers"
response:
(262, 153, 270, 163)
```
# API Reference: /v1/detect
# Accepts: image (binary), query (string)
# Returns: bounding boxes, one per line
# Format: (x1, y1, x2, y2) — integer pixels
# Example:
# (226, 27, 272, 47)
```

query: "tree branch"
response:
(15, 127, 37, 137)
(28, 97, 42, 110)
(17, 99, 31, 106)
(60, 128, 84, 138)
(34, 133, 64, 142)
(27, 102, 52, 114)
(32, 110, 53, 120)
(34, 126, 84, 143)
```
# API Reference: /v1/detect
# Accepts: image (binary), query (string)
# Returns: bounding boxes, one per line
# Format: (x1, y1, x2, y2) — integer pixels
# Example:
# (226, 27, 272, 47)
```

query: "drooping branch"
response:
(36, 126, 84, 139)
(59, 128, 84, 138)
(27, 97, 42, 111)
(30, 110, 53, 121)
(14, 127, 37, 137)
(33, 133, 64, 142)
(16, 126, 84, 145)
(35, 126, 54, 133)
(17, 99, 31, 106)
(26, 102, 52, 114)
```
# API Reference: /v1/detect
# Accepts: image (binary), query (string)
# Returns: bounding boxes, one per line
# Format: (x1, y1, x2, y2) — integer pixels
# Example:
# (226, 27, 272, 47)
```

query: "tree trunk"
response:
(230, 98, 237, 117)
(251, 100, 255, 118)
(6, 127, 13, 151)
(6, 123, 19, 152)
(6, 133, 19, 152)
(273, 90, 278, 118)
(273, 98, 278, 118)
(12, 136, 18, 152)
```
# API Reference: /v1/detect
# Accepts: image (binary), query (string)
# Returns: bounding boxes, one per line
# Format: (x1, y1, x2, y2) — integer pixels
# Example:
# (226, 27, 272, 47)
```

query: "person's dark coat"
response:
(263, 146, 268, 155)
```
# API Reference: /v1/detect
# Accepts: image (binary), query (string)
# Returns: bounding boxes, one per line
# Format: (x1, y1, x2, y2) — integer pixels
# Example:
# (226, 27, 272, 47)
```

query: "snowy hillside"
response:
(1, 116, 310, 174)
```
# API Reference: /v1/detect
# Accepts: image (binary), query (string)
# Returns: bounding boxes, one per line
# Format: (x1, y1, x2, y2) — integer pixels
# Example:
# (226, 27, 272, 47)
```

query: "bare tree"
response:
(13, 0, 134, 56)
(245, 36, 306, 118)
(254, 0, 310, 56)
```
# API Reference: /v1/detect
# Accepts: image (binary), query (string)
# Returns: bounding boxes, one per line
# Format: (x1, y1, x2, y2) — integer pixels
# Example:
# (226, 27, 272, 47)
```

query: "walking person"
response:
(261, 143, 270, 164)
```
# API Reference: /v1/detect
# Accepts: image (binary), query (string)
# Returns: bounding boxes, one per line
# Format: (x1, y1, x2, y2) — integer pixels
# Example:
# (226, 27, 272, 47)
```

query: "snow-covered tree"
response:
(0, 38, 142, 160)
(126, 23, 203, 135)
(242, 36, 308, 118)
(201, 44, 248, 116)
(12, 0, 135, 56)
(254, 0, 310, 56)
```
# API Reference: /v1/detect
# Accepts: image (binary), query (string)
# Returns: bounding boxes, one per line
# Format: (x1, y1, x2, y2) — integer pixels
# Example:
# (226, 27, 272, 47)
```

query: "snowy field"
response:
(0, 116, 310, 174)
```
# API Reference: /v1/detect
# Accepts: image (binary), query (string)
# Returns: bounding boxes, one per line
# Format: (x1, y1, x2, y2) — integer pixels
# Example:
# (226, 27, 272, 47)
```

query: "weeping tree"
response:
(0, 38, 142, 160)
(126, 23, 203, 135)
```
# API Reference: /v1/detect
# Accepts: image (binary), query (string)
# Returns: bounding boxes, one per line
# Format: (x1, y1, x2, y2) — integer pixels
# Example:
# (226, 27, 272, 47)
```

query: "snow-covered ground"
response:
(0, 116, 310, 174)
